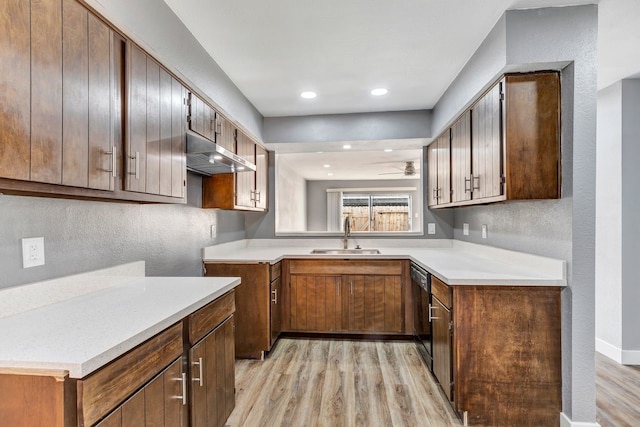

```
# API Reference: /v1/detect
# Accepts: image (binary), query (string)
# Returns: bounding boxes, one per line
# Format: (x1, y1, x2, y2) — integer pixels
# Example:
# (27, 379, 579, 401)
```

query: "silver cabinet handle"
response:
(464, 176, 472, 193)
(271, 288, 277, 304)
(337, 281, 340, 296)
(432, 188, 437, 200)
(255, 190, 261, 202)
(210, 119, 215, 132)
(193, 357, 203, 387)
(177, 372, 187, 405)
(215, 117, 222, 136)
(472, 175, 480, 191)
(130, 152, 140, 179)
(350, 281, 354, 296)
(106, 146, 117, 177)
(428, 304, 440, 321)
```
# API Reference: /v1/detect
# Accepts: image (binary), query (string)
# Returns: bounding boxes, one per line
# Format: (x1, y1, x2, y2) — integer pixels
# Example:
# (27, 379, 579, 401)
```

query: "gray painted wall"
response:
(596, 82, 623, 351)
(306, 179, 422, 232)
(85, 0, 264, 140)
(433, 6, 598, 423)
(621, 79, 640, 351)
(263, 110, 431, 144)
(0, 174, 246, 289)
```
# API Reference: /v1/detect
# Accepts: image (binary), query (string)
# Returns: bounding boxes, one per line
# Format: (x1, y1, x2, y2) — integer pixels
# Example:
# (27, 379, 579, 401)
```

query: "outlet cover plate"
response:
(428, 223, 436, 235)
(463, 223, 469, 236)
(22, 237, 45, 268)
(481, 224, 488, 239)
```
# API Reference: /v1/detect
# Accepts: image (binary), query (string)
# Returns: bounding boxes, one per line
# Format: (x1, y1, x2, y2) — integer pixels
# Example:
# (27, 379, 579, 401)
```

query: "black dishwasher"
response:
(411, 263, 432, 371)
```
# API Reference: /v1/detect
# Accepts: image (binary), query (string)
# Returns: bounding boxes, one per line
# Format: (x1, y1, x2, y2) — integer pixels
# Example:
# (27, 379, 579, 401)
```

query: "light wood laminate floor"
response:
(596, 352, 640, 427)
(228, 338, 461, 427)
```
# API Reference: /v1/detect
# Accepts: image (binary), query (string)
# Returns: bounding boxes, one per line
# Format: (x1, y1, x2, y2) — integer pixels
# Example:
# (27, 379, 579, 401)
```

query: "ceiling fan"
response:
(378, 161, 418, 176)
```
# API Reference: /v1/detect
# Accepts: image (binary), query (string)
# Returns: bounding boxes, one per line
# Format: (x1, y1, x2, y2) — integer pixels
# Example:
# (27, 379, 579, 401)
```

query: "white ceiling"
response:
(164, 0, 640, 179)
(164, 0, 601, 117)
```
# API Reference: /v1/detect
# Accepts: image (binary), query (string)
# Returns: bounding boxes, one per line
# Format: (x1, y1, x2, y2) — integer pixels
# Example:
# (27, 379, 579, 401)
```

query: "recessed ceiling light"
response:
(343, 144, 351, 149)
(384, 149, 393, 152)
(316, 151, 324, 154)
(328, 173, 334, 176)
(323, 164, 331, 168)
(371, 88, 388, 96)
(300, 91, 317, 99)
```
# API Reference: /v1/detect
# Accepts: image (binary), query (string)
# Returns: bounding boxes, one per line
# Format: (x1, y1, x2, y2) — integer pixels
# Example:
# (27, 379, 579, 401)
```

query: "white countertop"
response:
(202, 239, 566, 286)
(0, 262, 240, 378)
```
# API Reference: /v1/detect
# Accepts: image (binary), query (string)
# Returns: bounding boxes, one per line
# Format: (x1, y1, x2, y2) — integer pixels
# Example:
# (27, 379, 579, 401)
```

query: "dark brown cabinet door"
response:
(127, 43, 186, 199)
(255, 145, 268, 210)
(432, 296, 453, 401)
(96, 358, 186, 427)
(427, 131, 451, 207)
(289, 275, 343, 332)
(270, 276, 282, 346)
(235, 130, 256, 208)
(346, 274, 402, 333)
(471, 81, 503, 200)
(215, 114, 236, 152)
(451, 111, 472, 203)
(188, 93, 215, 141)
(0, 0, 31, 181)
(190, 316, 235, 427)
(31, 0, 63, 184)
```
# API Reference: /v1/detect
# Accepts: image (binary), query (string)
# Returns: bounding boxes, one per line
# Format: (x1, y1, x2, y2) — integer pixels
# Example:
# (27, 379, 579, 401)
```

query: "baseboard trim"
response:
(596, 338, 640, 364)
(560, 412, 601, 427)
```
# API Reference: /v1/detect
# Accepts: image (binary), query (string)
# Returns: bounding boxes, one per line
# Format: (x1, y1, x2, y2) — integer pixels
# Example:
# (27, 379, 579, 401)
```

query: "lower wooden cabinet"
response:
(189, 316, 235, 427)
(289, 274, 343, 332)
(428, 277, 562, 426)
(0, 291, 236, 427)
(96, 358, 186, 427)
(283, 259, 410, 335)
(270, 263, 282, 346)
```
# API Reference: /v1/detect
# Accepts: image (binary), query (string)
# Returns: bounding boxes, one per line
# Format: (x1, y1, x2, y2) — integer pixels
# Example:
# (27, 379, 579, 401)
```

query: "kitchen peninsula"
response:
(0, 262, 240, 427)
(203, 238, 565, 426)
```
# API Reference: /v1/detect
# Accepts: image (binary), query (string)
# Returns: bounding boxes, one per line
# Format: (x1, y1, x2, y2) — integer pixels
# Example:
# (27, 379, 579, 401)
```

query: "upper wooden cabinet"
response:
(427, 131, 451, 207)
(450, 111, 472, 203)
(202, 130, 269, 212)
(127, 43, 186, 199)
(187, 93, 236, 153)
(428, 71, 561, 209)
(0, 0, 118, 190)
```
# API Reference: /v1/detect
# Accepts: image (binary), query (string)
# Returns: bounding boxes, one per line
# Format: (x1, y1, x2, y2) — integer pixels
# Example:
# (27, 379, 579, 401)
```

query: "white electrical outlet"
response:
(463, 223, 469, 236)
(428, 223, 436, 235)
(22, 237, 45, 268)
(481, 224, 488, 239)
(210, 225, 217, 238)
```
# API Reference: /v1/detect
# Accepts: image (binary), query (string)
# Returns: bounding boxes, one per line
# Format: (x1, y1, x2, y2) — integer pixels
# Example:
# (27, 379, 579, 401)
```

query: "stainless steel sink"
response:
(310, 249, 381, 255)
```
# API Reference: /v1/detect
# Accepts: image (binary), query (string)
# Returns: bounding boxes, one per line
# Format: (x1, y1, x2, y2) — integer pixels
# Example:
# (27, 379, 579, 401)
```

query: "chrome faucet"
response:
(343, 216, 351, 249)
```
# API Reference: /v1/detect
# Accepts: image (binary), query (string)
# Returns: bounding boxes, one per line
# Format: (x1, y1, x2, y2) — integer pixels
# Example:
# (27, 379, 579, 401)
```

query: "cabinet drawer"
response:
(77, 322, 183, 427)
(432, 276, 452, 309)
(188, 290, 235, 345)
(270, 262, 281, 282)
(289, 259, 403, 275)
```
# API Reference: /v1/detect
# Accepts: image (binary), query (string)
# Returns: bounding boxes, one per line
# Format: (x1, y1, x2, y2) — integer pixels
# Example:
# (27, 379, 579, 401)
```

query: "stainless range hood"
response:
(186, 130, 256, 176)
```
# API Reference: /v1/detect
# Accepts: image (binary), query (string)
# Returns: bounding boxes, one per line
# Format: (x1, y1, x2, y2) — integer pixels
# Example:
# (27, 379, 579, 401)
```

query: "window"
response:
(342, 193, 412, 232)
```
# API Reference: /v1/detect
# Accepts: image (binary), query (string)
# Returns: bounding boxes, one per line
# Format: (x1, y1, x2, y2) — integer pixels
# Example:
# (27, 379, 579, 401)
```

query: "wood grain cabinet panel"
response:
(290, 275, 343, 332)
(95, 358, 186, 427)
(450, 111, 472, 203)
(0, 0, 31, 181)
(428, 71, 560, 209)
(453, 285, 562, 426)
(427, 131, 451, 207)
(31, 0, 63, 184)
(189, 316, 235, 427)
(127, 43, 186, 200)
(431, 295, 453, 402)
(204, 263, 271, 359)
(283, 259, 408, 335)
(202, 130, 269, 212)
(346, 274, 402, 333)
